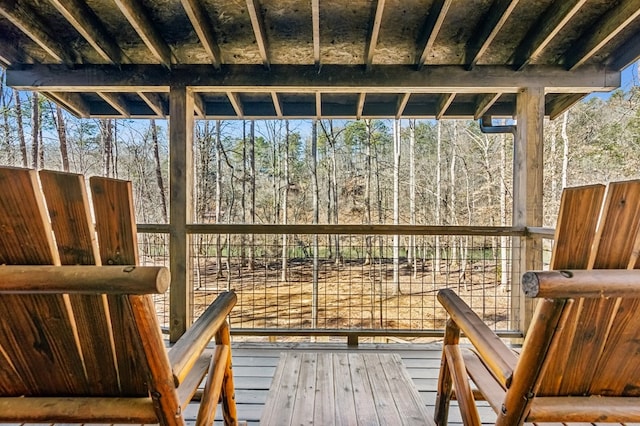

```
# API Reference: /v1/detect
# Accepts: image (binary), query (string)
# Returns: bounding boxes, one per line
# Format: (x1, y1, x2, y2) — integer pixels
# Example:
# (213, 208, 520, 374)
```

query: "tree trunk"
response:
(14, 90, 28, 167)
(561, 110, 569, 189)
(499, 131, 509, 291)
(151, 119, 168, 222)
(392, 119, 401, 295)
(0, 74, 13, 164)
(409, 119, 417, 277)
(311, 119, 319, 329)
(30, 93, 39, 169)
(364, 119, 373, 265)
(215, 120, 223, 278)
(248, 120, 256, 270)
(434, 120, 442, 285)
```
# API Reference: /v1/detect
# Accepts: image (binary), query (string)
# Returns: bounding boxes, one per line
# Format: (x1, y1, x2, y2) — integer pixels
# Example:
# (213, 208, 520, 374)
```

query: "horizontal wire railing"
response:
(137, 225, 552, 340)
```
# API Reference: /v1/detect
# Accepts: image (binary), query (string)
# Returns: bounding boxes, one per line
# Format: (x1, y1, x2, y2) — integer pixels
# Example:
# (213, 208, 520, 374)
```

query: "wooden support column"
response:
(512, 86, 544, 334)
(169, 85, 194, 342)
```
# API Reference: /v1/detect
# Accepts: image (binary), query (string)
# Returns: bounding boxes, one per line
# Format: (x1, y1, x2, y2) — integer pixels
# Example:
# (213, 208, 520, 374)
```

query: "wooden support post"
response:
(169, 85, 194, 342)
(512, 86, 544, 334)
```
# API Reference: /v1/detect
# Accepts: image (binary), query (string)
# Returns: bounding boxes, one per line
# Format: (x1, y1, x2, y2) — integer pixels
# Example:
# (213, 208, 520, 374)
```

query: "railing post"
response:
(512, 87, 544, 335)
(169, 85, 194, 342)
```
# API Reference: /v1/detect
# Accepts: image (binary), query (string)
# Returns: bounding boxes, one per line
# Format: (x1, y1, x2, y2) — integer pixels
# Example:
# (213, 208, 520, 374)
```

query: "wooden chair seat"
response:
(434, 180, 640, 425)
(0, 167, 239, 425)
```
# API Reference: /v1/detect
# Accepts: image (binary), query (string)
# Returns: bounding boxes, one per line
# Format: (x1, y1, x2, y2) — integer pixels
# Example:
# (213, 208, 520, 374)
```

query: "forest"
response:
(1, 70, 640, 232)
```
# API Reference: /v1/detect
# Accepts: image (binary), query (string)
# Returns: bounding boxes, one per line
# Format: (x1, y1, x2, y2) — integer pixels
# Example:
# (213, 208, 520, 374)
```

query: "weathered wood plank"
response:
(332, 353, 358, 426)
(290, 353, 317, 425)
(313, 353, 336, 425)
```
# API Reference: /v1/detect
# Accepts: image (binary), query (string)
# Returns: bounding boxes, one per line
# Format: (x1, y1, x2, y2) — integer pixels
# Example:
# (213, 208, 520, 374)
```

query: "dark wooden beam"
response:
(396, 93, 410, 119)
(474, 93, 501, 119)
(608, 30, 640, 71)
(7, 64, 621, 93)
(49, 0, 124, 65)
(180, 0, 221, 69)
(415, 0, 453, 69)
(271, 92, 283, 117)
(565, 0, 640, 70)
(512, 0, 587, 71)
(546, 93, 586, 120)
(97, 92, 130, 116)
(138, 91, 167, 117)
(465, 0, 520, 69)
(312, 0, 320, 68)
(41, 91, 90, 117)
(0, 34, 25, 67)
(0, 0, 74, 64)
(435, 93, 455, 119)
(112, 0, 174, 68)
(365, 0, 386, 71)
(227, 92, 244, 117)
(246, 0, 270, 69)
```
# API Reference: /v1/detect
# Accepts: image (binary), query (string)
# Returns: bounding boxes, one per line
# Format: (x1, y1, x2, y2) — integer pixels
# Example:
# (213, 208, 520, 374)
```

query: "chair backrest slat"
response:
(39, 170, 121, 395)
(539, 180, 640, 396)
(0, 168, 88, 396)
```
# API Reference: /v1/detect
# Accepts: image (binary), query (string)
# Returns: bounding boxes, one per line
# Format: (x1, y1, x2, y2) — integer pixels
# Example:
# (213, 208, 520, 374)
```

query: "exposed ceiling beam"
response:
(474, 93, 502, 119)
(565, 0, 640, 70)
(0, 35, 24, 66)
(42, 92, 90, 117)
(396, 93, 411, 119)
(181, 0, 221, 69)
(227, 92, 244, 117)
(315, 92, 321, 119)
(138, 91, 167, 117)
(512, 0, 587, 70)
(435, 93, 455, 119)
(415, 0, 453, 69)
(98, 92, 130, 116)
(356, 92, 366, 119)
(311, 0, 320, 68)
(546, 93, 587, 120)
(364, 0, 385, 71)
(246, 0, 270, 69)
(7, 64, 620, 93)
(49, 0, 124, 65)
(0, 0, 75, 64)
(112, 0, 174, 68)
(271, 92, 283, 117)
(193, 92, 205, 117)
(465, 0, 520, 69)
(608, 31, 640, 71)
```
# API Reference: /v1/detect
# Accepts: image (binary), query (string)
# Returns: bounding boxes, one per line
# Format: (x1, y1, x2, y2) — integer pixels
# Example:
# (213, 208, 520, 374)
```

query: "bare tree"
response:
(50, 104, 70, 171)
(392, 119, 401, 295)
(281, 120, 290, 281)
(30, 93, 39, 169)
(150, 119, 167, 222)
(14, 90, 28, 167)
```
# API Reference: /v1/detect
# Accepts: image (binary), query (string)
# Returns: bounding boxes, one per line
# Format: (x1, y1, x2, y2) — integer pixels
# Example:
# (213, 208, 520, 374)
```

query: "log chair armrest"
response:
(523, 269, 640, 299)
(438, 288, 517, 388)
(0, 265, 169, 294)
(169, 291, 237, 386)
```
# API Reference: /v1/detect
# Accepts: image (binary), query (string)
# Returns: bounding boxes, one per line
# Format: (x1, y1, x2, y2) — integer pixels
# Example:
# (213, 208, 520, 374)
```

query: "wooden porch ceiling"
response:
(0, 0, 638, 120)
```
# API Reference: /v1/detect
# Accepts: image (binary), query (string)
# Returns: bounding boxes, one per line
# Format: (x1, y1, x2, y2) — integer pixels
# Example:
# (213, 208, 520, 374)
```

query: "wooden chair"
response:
(434, 180, 640, 425)
(0, 167, 240, 425)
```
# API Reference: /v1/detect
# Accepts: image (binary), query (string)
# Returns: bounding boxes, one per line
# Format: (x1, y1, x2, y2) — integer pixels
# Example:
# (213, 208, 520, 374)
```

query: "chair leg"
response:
(434, 319, 460, 425)
(216, 322, 239, 426)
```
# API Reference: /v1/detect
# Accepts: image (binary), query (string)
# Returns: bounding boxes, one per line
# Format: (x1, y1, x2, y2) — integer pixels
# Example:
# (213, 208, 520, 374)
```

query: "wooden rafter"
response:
(465, 0, 520, 69)
(565, 0, 640, 70)
(49, 0, 123, 65)
(271, 92, 283, 117)
(138, 92, 167, 117)
(512, 0, 587, 70)
(356, 93, 366, 119)
(7, 64, 620, 93)
(0, 0, 74, 64)
(98, 92, 130, 117)
(193, 92, 205, 118)
(180, 0, 221, 69)
(546, 93, 587, 120)
(0, 34, 23, 66)
(42, 92, 90, 118)
(474, 93, 502, 119)
(311, 0, 320, 68)
(415, 0, 453, 69)
(246, 0, 270, 69)
(315, 92, 321, 119)
(112, 0, 174, 68)
(435, 93, 455, 119)
(227, 92, 244, 118)
(364, 0, 386, 71)
(608, 31, 640, 70)
(396, 93, 411, 119)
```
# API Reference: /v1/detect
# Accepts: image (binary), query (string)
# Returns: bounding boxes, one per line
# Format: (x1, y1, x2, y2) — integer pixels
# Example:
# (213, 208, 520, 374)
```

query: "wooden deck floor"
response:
(188, 341, 497, 426)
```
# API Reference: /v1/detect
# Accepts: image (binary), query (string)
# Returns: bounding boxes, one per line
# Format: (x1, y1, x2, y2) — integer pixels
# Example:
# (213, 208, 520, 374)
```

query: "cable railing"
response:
(137, 225, 553, 342)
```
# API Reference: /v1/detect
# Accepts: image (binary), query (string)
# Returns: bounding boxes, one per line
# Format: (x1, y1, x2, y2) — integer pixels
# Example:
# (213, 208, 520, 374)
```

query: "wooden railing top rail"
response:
(137, 224, 531, 236)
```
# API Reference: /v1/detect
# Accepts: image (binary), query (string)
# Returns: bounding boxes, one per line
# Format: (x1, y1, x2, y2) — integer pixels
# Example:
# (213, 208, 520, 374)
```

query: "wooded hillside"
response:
(1, 70, 639, 229)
